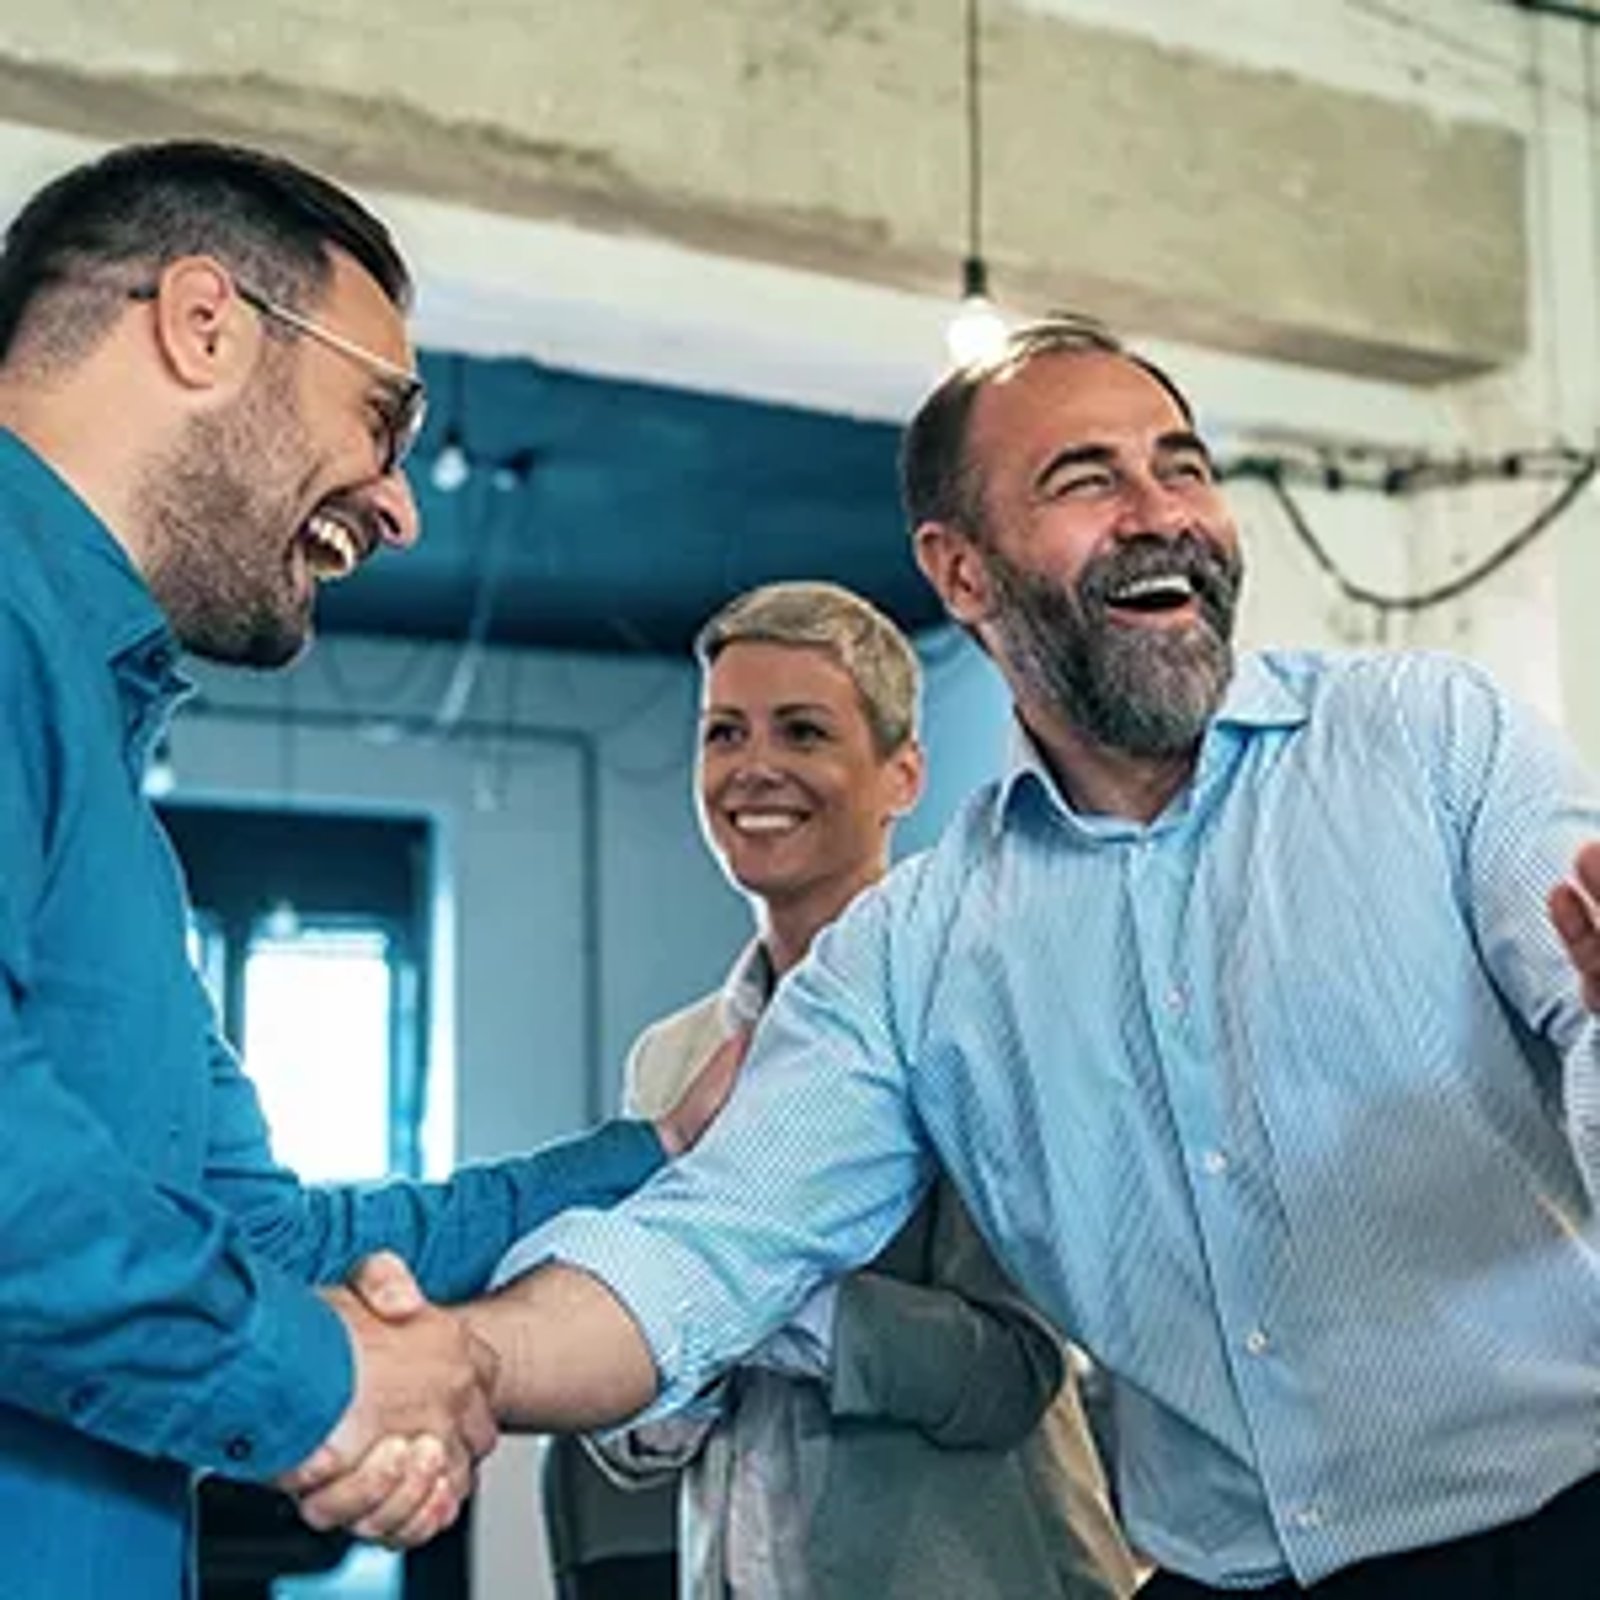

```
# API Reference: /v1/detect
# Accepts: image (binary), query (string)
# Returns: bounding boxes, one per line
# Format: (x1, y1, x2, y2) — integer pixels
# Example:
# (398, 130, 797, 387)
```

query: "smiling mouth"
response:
(727, 810, 808, 836)
(298, 509, 369, 582)
(1105, 573, 1197, 614)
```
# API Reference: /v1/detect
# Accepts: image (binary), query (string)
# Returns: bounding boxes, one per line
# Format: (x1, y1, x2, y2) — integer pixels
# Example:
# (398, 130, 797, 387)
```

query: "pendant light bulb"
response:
(431, 437, 471, 494)
(143, 735, 177, 799)
(262, 898, 301, 942)
(946, 256, 1009, 366)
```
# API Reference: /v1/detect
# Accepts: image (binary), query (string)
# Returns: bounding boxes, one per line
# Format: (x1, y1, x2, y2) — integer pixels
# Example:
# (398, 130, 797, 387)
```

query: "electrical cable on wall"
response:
(1223, 0, 1600, 645)
(1221, 447, 1599, 617)
(316, 630, 437, 707)
(1352, 0, 1536, 84)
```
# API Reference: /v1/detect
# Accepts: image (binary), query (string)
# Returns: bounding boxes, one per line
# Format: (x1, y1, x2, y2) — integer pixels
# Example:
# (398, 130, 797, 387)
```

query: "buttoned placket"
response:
(1121, 734, 1333, 1570)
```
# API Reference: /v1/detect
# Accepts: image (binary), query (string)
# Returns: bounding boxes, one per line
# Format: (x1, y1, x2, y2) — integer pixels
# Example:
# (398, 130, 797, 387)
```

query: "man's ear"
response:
(913, 519, 992, 628)
(145, 256, 259, 393)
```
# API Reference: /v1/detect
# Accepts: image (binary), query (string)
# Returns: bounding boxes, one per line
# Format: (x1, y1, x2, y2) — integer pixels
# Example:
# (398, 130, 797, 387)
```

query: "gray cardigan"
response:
(589, 955, 1138, 1599)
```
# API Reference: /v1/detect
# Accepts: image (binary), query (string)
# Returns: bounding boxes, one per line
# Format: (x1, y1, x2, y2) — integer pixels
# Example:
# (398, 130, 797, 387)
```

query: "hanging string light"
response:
(142, 734, 177, 799)
(418, 353, 541, 495)
(946, 0, 1009, 365)
(430, 353, 472, 494)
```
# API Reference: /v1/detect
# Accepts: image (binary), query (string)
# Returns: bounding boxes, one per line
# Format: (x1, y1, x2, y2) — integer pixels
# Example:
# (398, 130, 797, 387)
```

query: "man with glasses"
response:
(128, 276, 428, 476)
(0, 139, 738, 1597)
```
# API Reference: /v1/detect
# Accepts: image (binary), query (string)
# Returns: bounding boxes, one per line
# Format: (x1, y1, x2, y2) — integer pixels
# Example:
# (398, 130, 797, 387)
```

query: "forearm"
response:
(0, 1014, 350, 1476)
(461, 1262, 659, 1431)
(480, 909, 931, 1420)
(220, 1111, 665, 1304)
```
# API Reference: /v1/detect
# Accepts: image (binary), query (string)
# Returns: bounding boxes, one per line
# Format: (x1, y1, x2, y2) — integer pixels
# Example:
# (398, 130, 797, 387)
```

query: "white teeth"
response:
(303, 513, 360, 580)
(730, 812, 804, 835)
(1110, 574, 1194, 602)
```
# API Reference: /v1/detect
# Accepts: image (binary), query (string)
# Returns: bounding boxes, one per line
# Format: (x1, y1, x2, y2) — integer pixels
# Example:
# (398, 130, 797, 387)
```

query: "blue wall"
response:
(167, 627, 1011, 1164)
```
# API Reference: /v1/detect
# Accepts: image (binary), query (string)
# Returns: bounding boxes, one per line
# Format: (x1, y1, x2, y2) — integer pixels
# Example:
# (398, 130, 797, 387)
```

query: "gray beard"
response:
(985, 534, 1242, 759)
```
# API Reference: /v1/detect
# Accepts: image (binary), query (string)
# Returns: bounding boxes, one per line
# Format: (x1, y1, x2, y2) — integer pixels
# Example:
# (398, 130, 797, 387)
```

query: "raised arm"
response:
(201, 1025, 740, 1305)
(1422, 660, 1600, 1186)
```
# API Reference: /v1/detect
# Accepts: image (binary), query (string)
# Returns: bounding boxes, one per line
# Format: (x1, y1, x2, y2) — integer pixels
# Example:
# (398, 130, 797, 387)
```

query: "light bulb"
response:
(262, 898, 301, 941)
(143, 736, 176, 799)
(946, 293, 1009, 366)
(143, 754, 176, 799)
(431, 440, 471, 494)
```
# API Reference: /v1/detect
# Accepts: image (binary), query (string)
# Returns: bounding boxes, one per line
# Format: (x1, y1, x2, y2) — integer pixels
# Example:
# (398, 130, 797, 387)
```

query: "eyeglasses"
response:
(129, 277, 427, 477)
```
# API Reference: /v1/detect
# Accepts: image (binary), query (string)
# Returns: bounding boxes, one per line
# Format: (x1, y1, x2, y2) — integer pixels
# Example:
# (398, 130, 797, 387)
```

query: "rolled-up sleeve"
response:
(494, 883, 935, 1417)
(1421, 658, 1600, 1190)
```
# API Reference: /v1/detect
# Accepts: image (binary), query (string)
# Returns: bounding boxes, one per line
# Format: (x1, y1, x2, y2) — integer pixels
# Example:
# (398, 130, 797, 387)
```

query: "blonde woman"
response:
(588, 581, 1136, 1600)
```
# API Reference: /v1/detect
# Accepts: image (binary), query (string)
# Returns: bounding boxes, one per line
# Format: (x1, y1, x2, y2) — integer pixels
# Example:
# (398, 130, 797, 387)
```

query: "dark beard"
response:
(985, 532, 1243, 759)
(135, 371, 313, 668)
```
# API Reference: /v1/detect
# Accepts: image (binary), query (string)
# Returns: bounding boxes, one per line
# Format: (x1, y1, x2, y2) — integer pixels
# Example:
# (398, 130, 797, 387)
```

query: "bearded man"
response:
(322, 319, 1600, 1600)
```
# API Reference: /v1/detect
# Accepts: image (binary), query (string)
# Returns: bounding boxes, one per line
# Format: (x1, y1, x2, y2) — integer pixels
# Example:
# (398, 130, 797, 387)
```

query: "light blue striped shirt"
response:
(506, 649, 1600, 1588)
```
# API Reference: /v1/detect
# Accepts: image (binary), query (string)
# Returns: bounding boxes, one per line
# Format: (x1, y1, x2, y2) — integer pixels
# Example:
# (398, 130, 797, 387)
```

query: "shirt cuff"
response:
(490, 1207, 746, 1423)
(163, 1266, 353, 1480)
(743, 1282, 838, 1379)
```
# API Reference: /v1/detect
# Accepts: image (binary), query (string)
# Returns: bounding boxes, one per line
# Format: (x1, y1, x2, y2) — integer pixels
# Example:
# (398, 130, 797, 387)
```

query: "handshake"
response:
(278, 1249, 498, 1549)
(274, 1024, 752, 1548)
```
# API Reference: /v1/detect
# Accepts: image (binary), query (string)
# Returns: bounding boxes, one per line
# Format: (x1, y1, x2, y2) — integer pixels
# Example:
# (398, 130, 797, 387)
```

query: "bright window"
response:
(242, 924, 395, 1184)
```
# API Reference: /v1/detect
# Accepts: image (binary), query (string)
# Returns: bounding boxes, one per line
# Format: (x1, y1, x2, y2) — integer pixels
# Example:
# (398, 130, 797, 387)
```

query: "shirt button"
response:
(1201, 1149, 1229, 1175)
(1244, 1328, 1270, 1356)
(1291, 1505, 1324, 1530)
(224, 1435, 255, 1464)
(1163, 985, 1187, 1014)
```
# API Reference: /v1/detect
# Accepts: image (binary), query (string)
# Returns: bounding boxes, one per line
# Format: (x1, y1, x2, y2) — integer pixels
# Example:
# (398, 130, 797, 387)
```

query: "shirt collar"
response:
(1211, 649, 1311, 733)
(993, 650, 1310, 836)
(717, 939, 776, 1033)
(0, 428, 174, 668)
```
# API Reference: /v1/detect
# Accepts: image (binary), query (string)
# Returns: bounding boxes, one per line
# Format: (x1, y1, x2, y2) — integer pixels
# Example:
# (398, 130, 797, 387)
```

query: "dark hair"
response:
(898, 313, 1195, 537)
(0, 140, 410, 367)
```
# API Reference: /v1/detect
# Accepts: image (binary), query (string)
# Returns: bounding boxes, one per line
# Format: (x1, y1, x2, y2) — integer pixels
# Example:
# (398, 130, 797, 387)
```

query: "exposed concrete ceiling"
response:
(0, 0, 1527, 384)
(0, 0, 1510, 653)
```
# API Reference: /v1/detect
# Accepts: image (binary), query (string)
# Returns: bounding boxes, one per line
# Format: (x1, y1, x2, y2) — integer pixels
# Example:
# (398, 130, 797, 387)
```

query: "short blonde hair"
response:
(694, 581, 921, 755)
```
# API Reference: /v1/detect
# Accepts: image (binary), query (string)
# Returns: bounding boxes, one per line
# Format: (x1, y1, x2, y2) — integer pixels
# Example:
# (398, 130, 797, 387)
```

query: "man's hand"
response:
(1550, 841, 1600, 1013)
(655, 1028, 750, 1156)
(275, 1252, 499, 1547)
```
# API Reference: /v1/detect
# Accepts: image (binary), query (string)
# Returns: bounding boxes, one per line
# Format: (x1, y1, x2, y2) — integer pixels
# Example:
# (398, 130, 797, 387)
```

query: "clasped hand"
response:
(276, 1252, 495, 1549)
(274, 1034, 747, 1548)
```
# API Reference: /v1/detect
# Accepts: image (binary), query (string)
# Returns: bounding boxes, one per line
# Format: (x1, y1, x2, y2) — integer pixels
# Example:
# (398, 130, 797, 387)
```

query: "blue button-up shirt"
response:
(0, 430, 665, 1596)
(515, 647, 1600, 1588)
